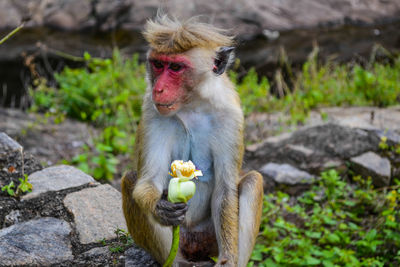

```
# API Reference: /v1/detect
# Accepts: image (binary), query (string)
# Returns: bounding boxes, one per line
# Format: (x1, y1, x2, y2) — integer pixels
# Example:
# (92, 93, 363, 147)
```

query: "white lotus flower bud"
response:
(167, 160, 202, 203)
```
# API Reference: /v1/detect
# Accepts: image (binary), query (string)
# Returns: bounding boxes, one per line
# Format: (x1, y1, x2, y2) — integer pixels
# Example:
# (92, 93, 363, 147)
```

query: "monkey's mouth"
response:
(154, 101, 180, 115)
(155, 102, 175, 108)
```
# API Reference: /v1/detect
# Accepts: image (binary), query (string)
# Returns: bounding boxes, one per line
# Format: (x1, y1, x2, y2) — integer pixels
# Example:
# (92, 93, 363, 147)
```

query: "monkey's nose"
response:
(154, 86, 164, 93)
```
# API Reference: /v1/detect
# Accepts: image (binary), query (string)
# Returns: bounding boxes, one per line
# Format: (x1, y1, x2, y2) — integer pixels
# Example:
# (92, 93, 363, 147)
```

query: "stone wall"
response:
(0, 133, 158, 266)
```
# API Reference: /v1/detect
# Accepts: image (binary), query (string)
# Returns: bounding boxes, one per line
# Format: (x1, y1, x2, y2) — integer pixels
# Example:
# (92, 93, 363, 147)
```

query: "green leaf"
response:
(322, 260, 335, 267)
(306, 231, 322, 239)
(305, 255, 321, 265)
(326, 233, 341, 244)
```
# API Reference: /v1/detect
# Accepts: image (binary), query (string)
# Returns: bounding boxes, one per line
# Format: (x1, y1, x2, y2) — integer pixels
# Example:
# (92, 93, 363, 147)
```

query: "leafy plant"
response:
(379, 135, 400, 156)
(1, 174, 33, 197)
(30, 50, 146, 180)
(379, 136, 389, 150)
(108, 228, 134, 253)
(231, 68, 271, 115)
(250, 170, 400, 266)
(1, 181, 15, 196)
(16, 174, 33, 195)
(68, 143, 119, 181)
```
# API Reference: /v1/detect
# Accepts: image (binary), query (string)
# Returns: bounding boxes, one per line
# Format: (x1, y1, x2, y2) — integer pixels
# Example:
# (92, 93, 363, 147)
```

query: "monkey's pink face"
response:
(149, 53, 193, 116)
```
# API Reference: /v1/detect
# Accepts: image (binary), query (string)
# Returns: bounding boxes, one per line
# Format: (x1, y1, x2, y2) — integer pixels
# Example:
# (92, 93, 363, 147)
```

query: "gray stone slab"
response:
(0, 132, 22, 153)
(0, 217, 73, 266)
(82, 246, 111, 258)
(285, 144, 315, 163)
(260, 163, 314, 185)
(64, 184, 127, 244)
(23, 165, 96, 200)
(125, 246, 159, 267)
(372, 129, 400, 147)
(3, 210, 22, 226)
(350, 151, 391, 187)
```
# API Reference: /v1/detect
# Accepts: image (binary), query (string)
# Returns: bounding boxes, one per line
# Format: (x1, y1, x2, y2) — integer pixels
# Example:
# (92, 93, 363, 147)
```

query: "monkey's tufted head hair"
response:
(143, 14, 235, 54)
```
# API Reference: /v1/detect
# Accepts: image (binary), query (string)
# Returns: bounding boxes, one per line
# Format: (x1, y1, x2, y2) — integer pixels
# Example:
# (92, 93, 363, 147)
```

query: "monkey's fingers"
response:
(170, 202, 188, 211)
(157, 205, 188, 218)
(156, 209, 186, 226)
(157, 199, 187, 212)
(165, 215, 186, 226)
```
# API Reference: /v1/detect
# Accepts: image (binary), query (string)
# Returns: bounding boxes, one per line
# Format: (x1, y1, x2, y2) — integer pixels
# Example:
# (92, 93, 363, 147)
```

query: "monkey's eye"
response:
(151, 60, 164, 69)
(169, 63, 184, 72)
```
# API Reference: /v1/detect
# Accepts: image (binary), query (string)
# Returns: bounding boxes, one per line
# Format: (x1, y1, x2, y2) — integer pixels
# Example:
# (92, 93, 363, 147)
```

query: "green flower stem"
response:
(163, 225, 180, 267)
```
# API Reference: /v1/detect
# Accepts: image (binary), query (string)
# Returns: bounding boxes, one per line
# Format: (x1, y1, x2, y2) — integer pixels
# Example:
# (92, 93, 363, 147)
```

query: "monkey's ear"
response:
(213, 46, 234, 75)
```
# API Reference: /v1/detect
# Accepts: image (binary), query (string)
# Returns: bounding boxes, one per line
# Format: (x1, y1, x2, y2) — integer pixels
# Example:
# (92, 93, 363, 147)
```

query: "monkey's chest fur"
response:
(171, 111, 218, 260)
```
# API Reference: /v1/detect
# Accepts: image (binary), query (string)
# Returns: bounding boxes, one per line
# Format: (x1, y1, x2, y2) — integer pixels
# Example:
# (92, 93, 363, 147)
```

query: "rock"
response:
(44, 0, 92, 30)
(3, 209, 21, 226)
(350, 152, 391, 187)
(322, 107, 400, 134)
(245, 123, 381, 174)
(125, 245, 160, 267)
(23, 165, 96, 200)
(0, 132, 43, 193)
(246, 107, 400, 151)
(285, 144, 315, 163)
(290, 124, 378, 159)
(1, 0, 400, 35)
(82, 246, 111, 258)
(321, 159, 346, 172)
(0, 217, 73, 266)
(259, 162, 315, 194)
(78, 246, 115, 265)
(0, 108, 97, 166)
(247, 131, 293, 153)
(371, 129, 400, 147)
(0, 132, 22, 153)
(260, 163, 314, 185)
(0, 1, 21, 29)
(63, 184, 127, 244)
(45, 10, 77, 30)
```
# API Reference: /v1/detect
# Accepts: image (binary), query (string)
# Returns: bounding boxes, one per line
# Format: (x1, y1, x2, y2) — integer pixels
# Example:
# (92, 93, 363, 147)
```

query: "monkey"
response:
(121, 15, 263, 267)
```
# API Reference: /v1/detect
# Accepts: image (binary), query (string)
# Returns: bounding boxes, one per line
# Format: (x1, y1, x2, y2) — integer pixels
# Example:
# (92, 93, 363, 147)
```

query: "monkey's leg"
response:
(237, 170, 264, 267)
(121, 171, 173, 264)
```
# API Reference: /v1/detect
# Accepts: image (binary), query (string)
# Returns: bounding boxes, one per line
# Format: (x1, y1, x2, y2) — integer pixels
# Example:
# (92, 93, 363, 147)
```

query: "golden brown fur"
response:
(143, 14, 235, 54)
(122, 171, 168, 263)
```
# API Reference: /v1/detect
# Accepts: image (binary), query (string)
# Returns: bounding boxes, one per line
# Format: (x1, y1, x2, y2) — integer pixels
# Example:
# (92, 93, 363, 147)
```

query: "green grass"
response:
(249, 170, 400, 267)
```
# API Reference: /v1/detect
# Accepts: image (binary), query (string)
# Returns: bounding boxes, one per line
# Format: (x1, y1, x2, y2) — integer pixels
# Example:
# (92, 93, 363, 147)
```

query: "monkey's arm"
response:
(130, 123, 159, 212)
(211, 116, 244, 266)
(132, 123, 188, 226)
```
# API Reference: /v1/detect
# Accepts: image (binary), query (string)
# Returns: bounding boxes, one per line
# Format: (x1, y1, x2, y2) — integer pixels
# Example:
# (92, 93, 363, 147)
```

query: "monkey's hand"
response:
(154, 192, 188, 226)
